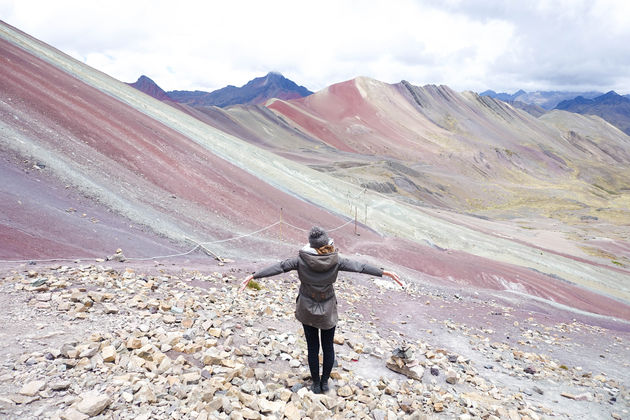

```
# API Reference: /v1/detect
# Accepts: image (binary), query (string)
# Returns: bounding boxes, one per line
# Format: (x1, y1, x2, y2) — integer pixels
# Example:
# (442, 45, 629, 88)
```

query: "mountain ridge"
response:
(166, 71, 313, 107)
(480, 89, 603, 110)
(555, 90, 630, 135)
(1, 19, 630, 420)
(1, 20, 629, 317)
(127, 75, 170, 101)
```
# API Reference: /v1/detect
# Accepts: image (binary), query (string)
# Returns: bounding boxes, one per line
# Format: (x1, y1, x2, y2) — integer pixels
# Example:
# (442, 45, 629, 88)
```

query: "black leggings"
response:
(303, 324, 336, 383)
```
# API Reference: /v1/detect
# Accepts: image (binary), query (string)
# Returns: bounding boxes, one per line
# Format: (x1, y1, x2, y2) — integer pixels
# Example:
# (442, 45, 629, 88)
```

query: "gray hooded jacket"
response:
(253, 250, 383, 330)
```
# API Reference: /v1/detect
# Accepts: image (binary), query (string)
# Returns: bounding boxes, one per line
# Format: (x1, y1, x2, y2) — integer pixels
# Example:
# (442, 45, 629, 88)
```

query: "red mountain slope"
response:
(0, 35, 345, 259)
(1, 22, 629, 321)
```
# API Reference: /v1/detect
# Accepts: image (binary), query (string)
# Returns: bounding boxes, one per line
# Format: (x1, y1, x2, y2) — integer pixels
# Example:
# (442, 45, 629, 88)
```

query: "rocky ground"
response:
(0, 261, 628, 419)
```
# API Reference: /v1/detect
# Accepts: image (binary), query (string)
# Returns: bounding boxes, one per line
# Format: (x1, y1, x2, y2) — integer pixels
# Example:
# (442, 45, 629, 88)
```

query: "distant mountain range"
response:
(480, 89, 630, 135)
(130, 75, 630, 137)
(167, 72, 313, 107)
(480, 89, 603, 110)
(128, 72, 312, 107)
(555, 91, 630, 135)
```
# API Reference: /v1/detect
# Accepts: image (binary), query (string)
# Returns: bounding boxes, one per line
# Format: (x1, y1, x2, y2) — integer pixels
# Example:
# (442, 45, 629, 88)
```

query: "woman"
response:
(240, 226, 402, 394)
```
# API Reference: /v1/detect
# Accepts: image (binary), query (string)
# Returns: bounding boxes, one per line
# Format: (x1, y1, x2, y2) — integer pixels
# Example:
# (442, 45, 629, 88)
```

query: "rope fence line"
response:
(0, 217, 356, 264)
(198, 221, 282, 245)
(281, 219, 354, 233)
(124, 244, 204, 262)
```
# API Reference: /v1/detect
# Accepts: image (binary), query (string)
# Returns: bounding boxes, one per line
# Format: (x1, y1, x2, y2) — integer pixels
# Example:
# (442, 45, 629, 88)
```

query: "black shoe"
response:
(320, 380, 330, 393)
(310, 381, 322, 394)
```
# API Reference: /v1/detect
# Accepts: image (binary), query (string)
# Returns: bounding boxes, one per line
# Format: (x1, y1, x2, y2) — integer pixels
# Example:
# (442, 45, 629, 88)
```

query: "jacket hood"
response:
(299, 249, 339, 272)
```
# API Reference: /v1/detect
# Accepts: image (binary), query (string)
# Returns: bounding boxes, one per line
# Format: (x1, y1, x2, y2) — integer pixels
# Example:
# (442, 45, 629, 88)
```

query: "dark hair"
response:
(308, 226, 330, 248)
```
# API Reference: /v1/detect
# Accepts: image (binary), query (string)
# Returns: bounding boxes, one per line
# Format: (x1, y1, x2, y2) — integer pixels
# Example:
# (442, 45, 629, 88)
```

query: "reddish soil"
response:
(0, 36, 364, 256)
(347, 236, 630, 322)
(2, 28, 629, 328)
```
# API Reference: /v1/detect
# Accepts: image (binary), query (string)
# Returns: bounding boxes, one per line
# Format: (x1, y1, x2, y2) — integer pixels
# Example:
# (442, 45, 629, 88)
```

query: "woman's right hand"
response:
(383, 270, 403, 287)
(239, 274, 254, 293)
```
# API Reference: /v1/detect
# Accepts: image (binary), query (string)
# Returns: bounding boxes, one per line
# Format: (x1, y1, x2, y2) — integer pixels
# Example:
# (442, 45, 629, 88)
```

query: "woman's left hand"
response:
(383, 270, 403, 287)
(239, 274, 254, 293)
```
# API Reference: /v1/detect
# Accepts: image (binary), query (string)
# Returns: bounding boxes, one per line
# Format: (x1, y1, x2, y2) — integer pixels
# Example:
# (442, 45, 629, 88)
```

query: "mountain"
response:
(1, 21, 630, 323)
(480, 89, 603, 109)
(480, 93, 547, 117)
(505, 99, 547, 117)
(127, 75, 170, 101)
(480, 89, 526, 102)
(555, 91, 630, 135)
(167, 72, 313, 107)
(2, 22, 630, 419)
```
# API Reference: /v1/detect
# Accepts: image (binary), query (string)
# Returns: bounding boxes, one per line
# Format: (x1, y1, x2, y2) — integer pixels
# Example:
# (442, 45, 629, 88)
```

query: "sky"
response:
(1, 0, 629, 94)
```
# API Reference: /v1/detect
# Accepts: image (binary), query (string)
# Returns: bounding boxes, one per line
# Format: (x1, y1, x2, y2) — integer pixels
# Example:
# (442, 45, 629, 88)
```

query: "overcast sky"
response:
(2, 0, 629, 94)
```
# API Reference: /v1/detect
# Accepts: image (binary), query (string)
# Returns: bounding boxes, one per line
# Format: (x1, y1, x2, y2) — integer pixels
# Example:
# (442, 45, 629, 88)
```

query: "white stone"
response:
(446, 369, 458, 384)
(60, 407, 89, 420)
(19, 380, 46, 396)
(101, 345, 117, 363)
(103, 303, 118, 314)
(240, 407, 261, 419)
(284, 402, 301, 420)
(135, 385, 157, 403)
(258, 398, 286, 414)
(337, 385, 353, 397)
(76, 392, 111, 416)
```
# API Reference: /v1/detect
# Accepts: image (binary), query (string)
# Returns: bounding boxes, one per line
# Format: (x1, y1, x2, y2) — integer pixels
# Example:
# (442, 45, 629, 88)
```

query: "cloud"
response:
(432, 0, 630, 92)
(2, 0, 628, 94)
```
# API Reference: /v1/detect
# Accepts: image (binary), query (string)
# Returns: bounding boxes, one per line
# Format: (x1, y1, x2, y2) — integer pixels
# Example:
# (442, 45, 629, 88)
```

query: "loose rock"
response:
(76, 392, 111, 416)
(19, 380, 46, 396)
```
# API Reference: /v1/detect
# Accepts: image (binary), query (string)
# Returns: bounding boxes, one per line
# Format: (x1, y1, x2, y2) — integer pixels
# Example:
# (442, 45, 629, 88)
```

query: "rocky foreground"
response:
(0, 263, 628, 419)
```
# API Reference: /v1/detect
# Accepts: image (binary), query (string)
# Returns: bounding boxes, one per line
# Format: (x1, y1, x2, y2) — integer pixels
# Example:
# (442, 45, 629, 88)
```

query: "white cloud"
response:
(1, 0, 628, 94)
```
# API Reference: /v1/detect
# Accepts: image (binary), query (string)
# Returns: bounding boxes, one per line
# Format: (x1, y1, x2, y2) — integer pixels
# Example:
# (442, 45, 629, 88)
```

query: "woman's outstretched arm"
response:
(239, 258, 299, 293)
(339, 258, 403, 287)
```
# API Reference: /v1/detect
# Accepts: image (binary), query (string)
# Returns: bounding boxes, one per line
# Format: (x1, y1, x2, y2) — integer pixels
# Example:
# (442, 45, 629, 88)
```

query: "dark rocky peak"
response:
(555, 90, 630, 135)
(556, 96, 590, 109)
(244, 72, 311, 95)
(128, 75, 170, 101)
(481, 90, 606, 110)
(479, 89, 497, 97)
(598, 91, 626, 104)
(479, 90, 518, 102)
(556, 91, 628, 110)
(135, 75, 153, 84)
(167, 72, 313, 108)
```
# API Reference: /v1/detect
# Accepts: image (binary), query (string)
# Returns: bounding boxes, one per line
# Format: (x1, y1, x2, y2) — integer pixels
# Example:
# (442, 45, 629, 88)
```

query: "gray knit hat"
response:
(308, 226, 330, 249)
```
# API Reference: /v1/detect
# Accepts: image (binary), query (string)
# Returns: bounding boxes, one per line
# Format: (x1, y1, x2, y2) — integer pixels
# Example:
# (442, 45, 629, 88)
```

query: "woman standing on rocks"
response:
(240, 226, 402, 394)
